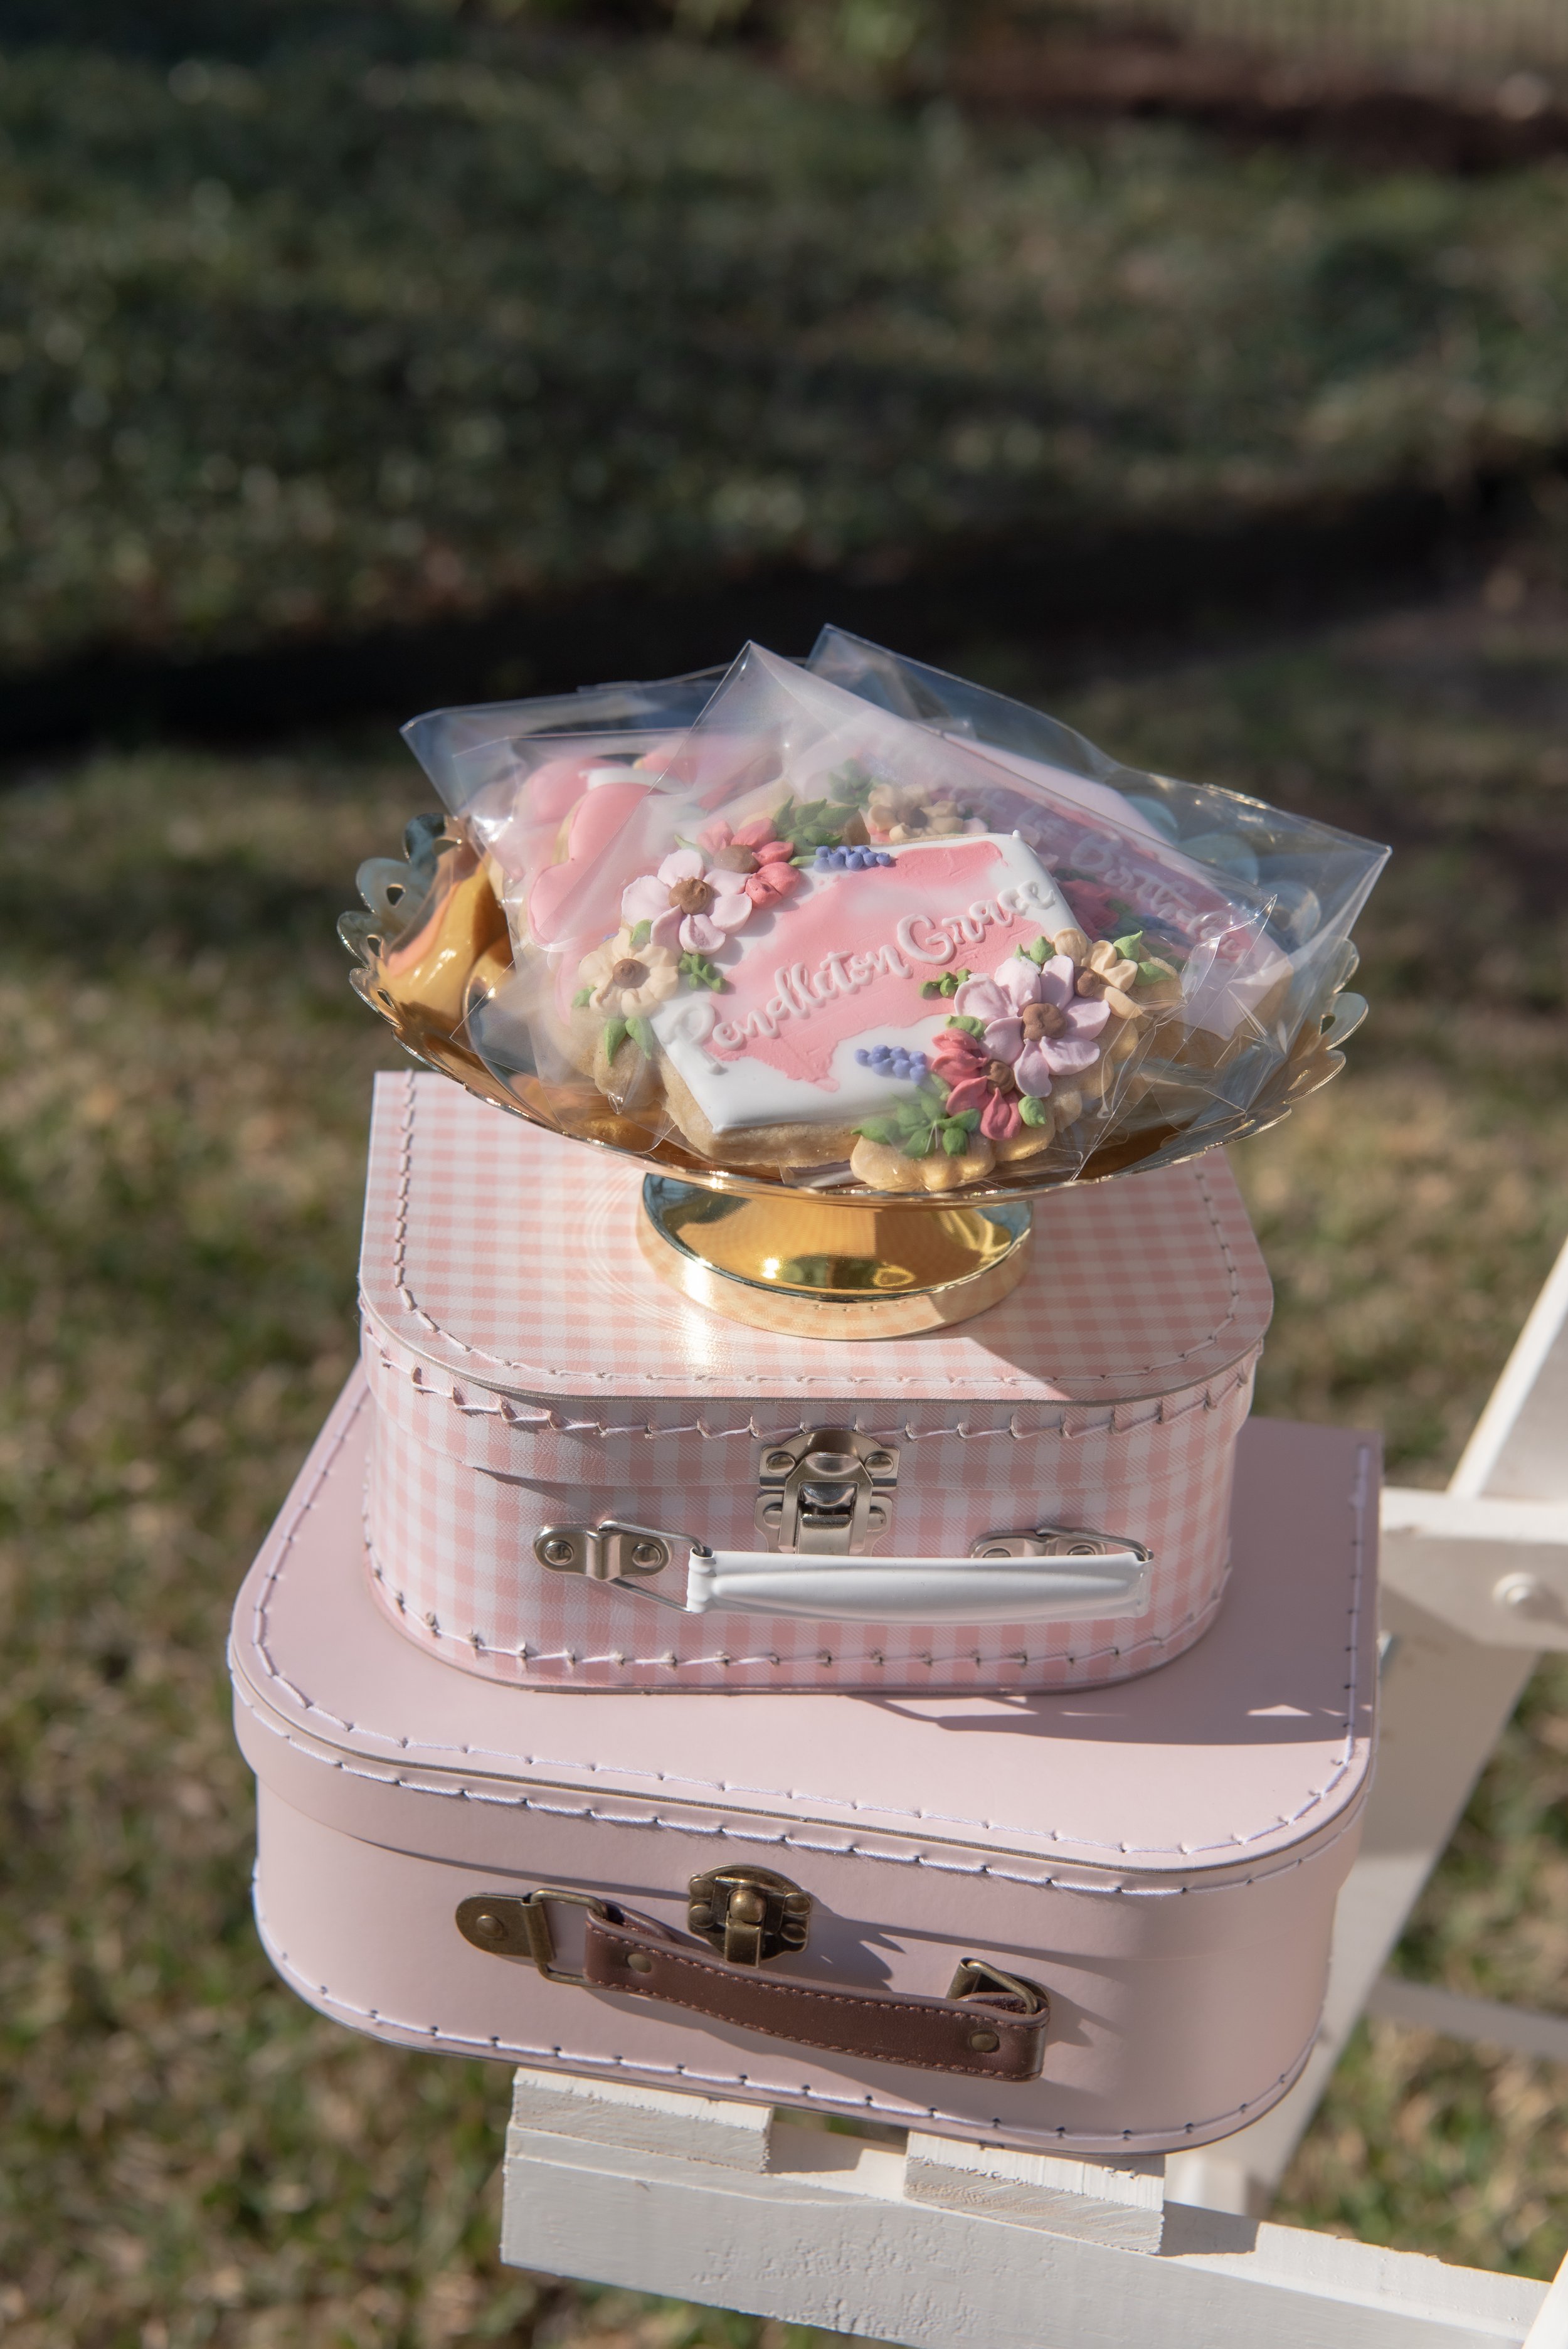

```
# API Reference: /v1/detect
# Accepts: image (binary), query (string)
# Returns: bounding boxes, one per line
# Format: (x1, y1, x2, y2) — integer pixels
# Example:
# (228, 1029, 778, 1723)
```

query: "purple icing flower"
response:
(622, 849, 754, 956)
(951, 954, 1109, 1098)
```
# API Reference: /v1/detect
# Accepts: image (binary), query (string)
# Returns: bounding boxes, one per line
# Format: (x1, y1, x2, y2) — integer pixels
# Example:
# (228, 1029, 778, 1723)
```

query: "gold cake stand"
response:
(636, 1180, 1032, 1339)
(340, 819, 1361, 1340)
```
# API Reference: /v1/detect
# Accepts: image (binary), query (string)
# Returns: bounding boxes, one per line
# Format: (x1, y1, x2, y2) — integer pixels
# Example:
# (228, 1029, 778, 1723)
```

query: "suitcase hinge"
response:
(755, 1429, 899, 1556)
(968, 1522, 1154, 1566)
(532, 1520, 691, 1597)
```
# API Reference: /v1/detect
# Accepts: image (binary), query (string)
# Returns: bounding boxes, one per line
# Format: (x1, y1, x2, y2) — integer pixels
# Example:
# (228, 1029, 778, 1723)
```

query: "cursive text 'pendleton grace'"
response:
(704, 878, 1053, 1054)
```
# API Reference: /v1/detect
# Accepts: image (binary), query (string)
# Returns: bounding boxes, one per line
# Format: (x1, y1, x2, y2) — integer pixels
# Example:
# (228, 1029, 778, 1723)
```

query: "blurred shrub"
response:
(1, 9, 1567, 671)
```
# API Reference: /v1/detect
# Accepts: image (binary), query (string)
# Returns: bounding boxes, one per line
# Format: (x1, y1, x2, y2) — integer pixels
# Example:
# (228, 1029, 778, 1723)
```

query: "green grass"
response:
(4, 9, 1568, 672)
(1, 579, 1565, 2340)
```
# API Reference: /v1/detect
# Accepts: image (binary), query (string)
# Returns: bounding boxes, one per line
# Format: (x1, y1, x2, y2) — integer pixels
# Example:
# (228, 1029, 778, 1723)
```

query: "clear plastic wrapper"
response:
(443, 644, 1343, 1195)
(402, 669, 723, 798)
(807, 627, 1387, 1058)
(401, 672, 724, 975)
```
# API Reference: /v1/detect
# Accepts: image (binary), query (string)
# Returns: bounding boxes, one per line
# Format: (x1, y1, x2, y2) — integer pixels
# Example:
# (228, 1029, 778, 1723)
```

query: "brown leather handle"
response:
(455, 1890, 1049, 2082)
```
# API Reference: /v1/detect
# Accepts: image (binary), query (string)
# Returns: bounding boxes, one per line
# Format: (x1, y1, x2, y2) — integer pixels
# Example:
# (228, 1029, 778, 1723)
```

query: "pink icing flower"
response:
(700, 816, 801, 909)
(928, 1027, 1025, 1142)
(622, 848, 754, 956)
(951, 954, 1110, 1100)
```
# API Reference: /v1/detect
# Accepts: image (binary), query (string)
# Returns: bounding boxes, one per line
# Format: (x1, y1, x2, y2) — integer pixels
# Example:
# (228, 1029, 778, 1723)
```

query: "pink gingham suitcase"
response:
(359, 1071, 1274, 1693)
(231, 1375, 1379, 2153)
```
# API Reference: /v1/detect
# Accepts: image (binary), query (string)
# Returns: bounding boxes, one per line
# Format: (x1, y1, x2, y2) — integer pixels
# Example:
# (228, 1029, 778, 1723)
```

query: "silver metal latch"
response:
(755, 1429, 899, 1556)
(968, 1522, 1154, 1567)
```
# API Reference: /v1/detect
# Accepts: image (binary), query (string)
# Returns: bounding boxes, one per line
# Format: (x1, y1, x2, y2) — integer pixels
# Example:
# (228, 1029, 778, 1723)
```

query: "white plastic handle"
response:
(685, 1550, 1152, 1624)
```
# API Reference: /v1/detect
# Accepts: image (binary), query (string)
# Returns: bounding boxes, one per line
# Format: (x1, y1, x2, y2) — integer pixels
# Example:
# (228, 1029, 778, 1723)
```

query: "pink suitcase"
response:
(359, 1072, 1274, 1693)
(231, 1372, 1378, 2156)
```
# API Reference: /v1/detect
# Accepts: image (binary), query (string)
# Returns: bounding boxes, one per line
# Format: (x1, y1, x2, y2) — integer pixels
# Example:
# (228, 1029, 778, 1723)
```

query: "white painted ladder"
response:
(500, 1239, 1568, 2348)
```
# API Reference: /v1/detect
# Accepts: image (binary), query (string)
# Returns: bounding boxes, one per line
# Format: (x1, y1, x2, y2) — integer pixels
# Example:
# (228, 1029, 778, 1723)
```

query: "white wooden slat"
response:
(507, 2065, 775, 2170)
(904, 2132, 1166, 2249)
(1522, 2253, 1568, 2349)
(1379, 1492, 1568, 1648)
(1364, 1978, 1568, 2065)
(1449, 1239, 1568, 1502)
(501, 2107, 1549, 2349)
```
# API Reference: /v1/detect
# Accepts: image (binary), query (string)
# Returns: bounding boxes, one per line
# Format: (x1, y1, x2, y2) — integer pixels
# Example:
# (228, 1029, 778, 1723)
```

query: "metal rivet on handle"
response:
(627, 1951, 654, 1975)
(470, 1911, 506, 1944)
(968, 2028, 1001, 2053)
(630, 1539, 668, 1570)
(539, 1537, 576, 1567)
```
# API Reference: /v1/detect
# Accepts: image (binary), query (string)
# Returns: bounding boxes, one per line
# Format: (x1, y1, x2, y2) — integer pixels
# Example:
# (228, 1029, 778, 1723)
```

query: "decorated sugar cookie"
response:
(544, 772, 1181, 1185)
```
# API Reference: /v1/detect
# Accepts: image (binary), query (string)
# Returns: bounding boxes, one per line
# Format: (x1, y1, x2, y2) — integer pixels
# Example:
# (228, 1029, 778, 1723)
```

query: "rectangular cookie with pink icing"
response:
(650, 830, 1073, 1142)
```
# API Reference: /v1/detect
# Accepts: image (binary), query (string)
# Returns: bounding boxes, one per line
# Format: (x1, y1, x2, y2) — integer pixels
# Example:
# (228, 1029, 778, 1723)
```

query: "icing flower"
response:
(699, 817, 802, 909)
(928, 1027, 1028, 1142)
(622, 849, 755, 955)
(953, 954, 1111, 1097)
(928, 955, 1110, 1138)
(576, 929, 681, 1017)
(865, 784, 970, 844)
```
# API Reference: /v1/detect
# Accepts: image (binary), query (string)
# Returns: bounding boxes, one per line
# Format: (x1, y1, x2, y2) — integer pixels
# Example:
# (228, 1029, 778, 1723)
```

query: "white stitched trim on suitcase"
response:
(253, 1884, 1319, 2151)
(240, 1681, 1367, 1901)
(380, 1070, 1261, 1394)
(369, 1330, 1255, 1443)
(249, 1383, 1374, 1862)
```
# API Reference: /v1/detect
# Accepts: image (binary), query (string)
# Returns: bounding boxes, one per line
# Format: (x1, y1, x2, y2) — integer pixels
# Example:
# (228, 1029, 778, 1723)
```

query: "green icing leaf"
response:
(945, 1014, 984, 1036)
(603, 1017, 630, 1061)
(626, 1015, 655, 1055)
(628, 919, 652, 950)
(571, 987, 593, 1009)
(827, 758, 874, 805)
(861, 1086, 983, 1165)
(1021, 935, 1049, 967)
(1113, 931, 1143, 960)
(773, 792, 849, 851)
(1019, 1095, 1048, 1128)
(679, 950, 726, 992)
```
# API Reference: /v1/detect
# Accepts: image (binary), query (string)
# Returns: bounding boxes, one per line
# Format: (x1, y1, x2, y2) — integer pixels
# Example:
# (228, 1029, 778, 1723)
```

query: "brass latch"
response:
(687, 1865, 812, 1965)
(755, 1429, 899, 1556)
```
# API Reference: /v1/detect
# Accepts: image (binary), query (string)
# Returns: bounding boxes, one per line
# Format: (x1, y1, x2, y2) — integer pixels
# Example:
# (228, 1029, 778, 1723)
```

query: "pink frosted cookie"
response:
(554, 761, 1195, 1188)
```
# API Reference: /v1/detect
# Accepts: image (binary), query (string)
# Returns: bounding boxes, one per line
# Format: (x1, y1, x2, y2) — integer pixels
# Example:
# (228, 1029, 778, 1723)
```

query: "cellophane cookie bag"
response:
(808, 625, 1387, 1061)
(400, 643, 1357, 1197)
